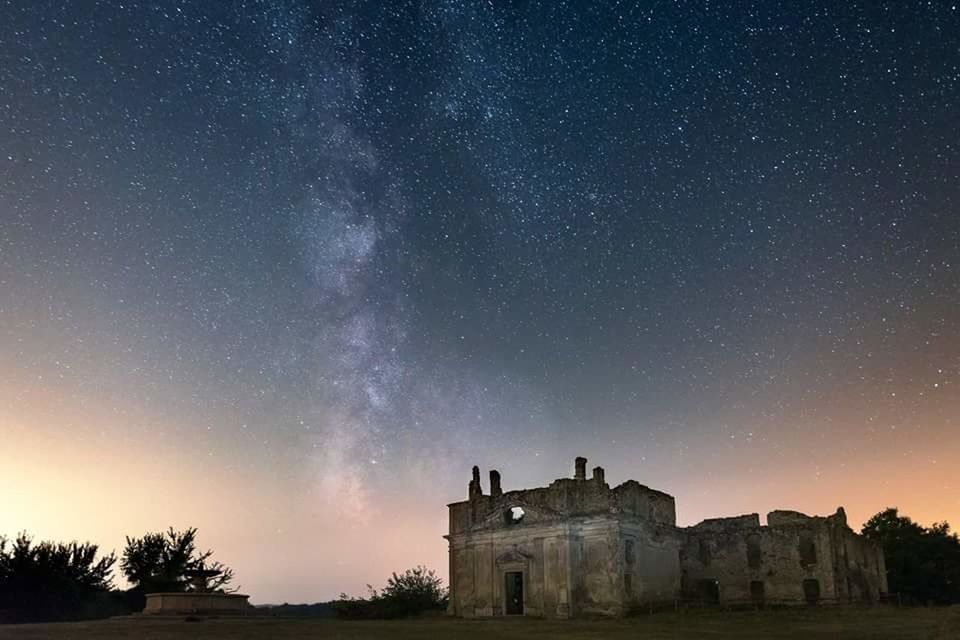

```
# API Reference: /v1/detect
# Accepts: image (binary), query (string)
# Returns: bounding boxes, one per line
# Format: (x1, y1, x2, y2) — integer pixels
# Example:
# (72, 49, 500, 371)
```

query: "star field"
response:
(1, 1, 958, 602)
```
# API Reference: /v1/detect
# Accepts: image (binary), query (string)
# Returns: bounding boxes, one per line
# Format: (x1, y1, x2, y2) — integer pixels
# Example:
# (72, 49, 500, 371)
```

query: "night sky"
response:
(2, 1, 958, 603)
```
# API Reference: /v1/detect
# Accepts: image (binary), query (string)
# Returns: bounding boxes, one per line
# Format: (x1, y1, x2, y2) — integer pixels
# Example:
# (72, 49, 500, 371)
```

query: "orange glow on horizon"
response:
(3, 373, 957, 603)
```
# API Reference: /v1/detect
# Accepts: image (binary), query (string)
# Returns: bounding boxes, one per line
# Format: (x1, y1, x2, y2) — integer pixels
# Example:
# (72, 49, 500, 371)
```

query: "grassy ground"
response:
(0, 607, 956, 639)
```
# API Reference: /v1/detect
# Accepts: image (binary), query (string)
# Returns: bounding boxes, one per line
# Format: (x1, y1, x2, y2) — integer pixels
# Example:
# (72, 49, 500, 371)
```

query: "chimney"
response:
(575, 456, 587, 480)
(592, 466, 605, 485)
(834, 506, 847, 526)
(469, 465, 483, 499)
(490, 470, 502, 498)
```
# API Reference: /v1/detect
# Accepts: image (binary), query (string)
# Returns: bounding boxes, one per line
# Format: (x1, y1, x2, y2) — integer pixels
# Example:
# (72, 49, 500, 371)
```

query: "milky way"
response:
(1, 1, 958, 601)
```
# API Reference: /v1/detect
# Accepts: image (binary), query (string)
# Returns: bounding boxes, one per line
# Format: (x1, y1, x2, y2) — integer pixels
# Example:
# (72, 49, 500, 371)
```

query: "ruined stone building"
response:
(445, 458, 887, 617)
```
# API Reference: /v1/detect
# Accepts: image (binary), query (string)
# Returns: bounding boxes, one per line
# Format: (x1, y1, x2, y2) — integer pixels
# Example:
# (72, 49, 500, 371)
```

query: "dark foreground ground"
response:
(1, 606, 957, 639)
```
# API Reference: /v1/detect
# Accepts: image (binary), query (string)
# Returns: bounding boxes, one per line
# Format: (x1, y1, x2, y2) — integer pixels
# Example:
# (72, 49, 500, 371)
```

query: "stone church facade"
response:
(445, 458, 887, 617)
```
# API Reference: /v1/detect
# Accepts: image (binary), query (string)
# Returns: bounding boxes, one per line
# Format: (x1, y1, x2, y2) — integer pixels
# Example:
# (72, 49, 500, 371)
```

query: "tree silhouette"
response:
(862, 508, 960, 604)
(121, 527, 234, 594)
(0, 533, 115, 622)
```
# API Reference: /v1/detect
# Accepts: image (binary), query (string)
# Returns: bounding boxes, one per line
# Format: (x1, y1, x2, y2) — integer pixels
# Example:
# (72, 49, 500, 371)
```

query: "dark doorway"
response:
(750, 580, 765, 607)
(803, 578, 820, 605)
(696, 578, 720, 604)
(505, 571, 524, 615)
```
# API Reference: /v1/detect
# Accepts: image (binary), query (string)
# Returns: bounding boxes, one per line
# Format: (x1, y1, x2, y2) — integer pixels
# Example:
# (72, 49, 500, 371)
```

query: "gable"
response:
(471, 497, 566, 532)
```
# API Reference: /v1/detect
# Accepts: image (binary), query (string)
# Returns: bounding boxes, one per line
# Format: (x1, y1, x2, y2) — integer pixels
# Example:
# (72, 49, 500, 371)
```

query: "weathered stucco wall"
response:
(622, 521, 683, 605)
(448, 525, 576, 618)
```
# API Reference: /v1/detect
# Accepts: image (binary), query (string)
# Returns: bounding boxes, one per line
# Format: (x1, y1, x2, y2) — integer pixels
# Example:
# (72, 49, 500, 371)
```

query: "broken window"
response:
(505, 507, 525, 525)
(698, 539, 712, 565)
(803, 578, 820, 605)
(747, 534, 762, 568)
(799, 532, 817, 566)
(624, 539, 635, 565)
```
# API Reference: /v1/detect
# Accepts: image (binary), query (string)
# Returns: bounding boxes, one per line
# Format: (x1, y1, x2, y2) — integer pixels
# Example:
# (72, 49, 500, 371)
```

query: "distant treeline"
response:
(2, 508, 958, 623)
(256, 602, 337, 617)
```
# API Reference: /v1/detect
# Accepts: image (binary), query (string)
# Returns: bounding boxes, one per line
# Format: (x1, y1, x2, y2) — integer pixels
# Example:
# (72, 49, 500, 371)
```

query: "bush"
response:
(333, 566, 448, 619)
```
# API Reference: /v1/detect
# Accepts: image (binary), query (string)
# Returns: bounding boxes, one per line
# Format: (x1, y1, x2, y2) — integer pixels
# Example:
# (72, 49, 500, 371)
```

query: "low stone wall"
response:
(143, 592, 251, 614)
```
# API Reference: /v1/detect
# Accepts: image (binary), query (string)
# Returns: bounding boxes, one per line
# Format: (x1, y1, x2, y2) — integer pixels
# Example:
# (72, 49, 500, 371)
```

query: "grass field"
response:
(1, 607, 957, 639)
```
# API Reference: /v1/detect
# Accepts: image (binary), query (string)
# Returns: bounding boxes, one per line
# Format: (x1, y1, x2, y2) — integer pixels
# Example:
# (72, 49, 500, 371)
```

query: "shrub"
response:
(333, 566, 448, 619)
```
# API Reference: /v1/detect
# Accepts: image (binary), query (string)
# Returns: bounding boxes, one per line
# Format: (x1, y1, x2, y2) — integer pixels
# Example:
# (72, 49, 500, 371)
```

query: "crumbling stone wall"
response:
(680, 508, 888, 605)
(446, 459, 887, 617)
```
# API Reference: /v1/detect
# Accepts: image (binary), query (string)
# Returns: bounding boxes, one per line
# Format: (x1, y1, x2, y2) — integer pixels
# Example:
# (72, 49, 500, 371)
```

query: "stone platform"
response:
(143, 592, 251, 615)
